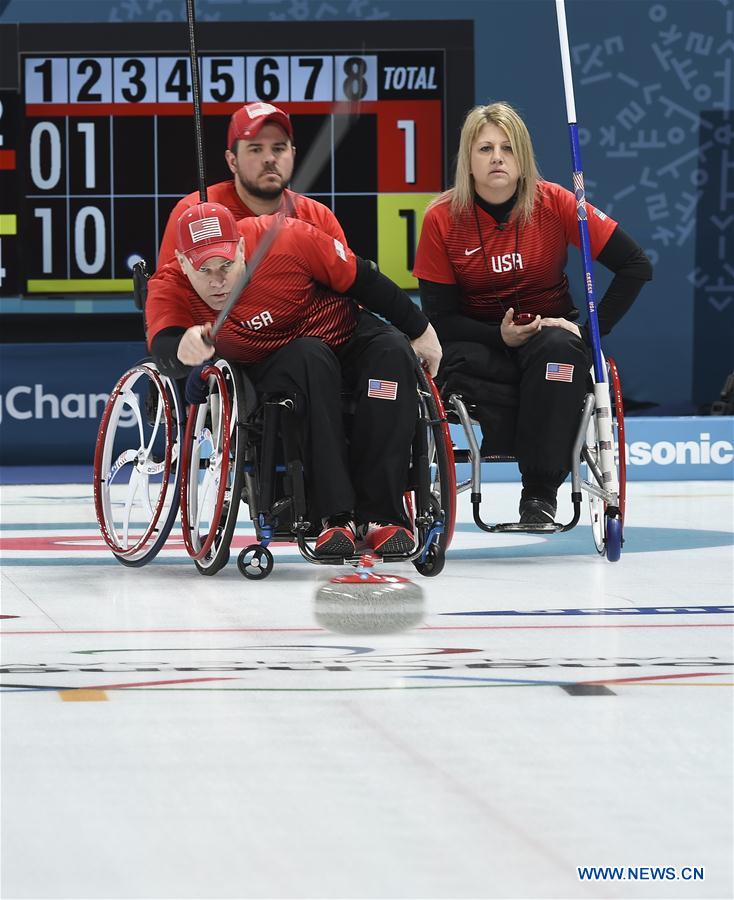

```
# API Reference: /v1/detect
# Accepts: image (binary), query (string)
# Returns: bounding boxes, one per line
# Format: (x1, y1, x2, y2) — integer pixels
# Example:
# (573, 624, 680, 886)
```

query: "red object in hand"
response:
(513, 312, 535, 325)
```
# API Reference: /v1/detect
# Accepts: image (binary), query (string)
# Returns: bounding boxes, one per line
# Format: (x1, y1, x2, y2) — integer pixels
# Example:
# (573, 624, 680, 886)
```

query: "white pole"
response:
(555, 0, 577, 124)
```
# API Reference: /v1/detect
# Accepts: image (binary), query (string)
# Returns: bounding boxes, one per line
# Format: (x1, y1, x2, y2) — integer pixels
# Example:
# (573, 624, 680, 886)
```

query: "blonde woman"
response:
(414, 101, 652, 524)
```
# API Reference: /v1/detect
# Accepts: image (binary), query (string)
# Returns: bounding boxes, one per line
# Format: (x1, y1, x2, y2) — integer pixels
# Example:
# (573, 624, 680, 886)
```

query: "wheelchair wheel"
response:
(412, 368, 456, 576)
(413, 543, 446, 577)
(180, 359, 246, 576)
(586, 357, 626, 560)
(93, 361, 182, 566)
(605, 516, 623, 563)
(237, 545, 274, 580)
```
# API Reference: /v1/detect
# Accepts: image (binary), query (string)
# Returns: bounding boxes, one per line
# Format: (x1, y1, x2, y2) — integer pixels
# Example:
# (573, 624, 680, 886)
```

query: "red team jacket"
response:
(157, 181, 346, 269)
(413, 180, 617, 322)
(146, 215, 359, 364)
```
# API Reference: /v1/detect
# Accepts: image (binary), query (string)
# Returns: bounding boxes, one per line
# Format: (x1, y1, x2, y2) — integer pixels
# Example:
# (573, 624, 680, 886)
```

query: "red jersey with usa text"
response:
(157, 181, 346, 269)
(146, 215, 359, 364)
(413, 180, 617, 323)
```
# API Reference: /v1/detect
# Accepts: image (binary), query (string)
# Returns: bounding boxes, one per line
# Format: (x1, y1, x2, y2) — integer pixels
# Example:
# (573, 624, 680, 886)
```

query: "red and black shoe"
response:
(360, 523, 415, 556)
(315, 517, 356, 558)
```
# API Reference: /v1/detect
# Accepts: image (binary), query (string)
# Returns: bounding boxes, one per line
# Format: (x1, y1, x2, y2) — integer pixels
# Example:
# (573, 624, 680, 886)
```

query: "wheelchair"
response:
(93, 263, 456, 579)
(174, 356, 455, 579)
(444, 355, 626, 562)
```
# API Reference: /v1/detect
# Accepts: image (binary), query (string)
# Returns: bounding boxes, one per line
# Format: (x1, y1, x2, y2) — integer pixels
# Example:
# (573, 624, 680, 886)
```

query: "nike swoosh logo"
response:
(464, 246, 482, 256)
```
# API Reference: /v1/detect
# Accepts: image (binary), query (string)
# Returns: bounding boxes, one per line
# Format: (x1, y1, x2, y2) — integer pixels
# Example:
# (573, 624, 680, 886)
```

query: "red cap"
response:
(175, 202, 240, 268)
(227, 101, 293, 148)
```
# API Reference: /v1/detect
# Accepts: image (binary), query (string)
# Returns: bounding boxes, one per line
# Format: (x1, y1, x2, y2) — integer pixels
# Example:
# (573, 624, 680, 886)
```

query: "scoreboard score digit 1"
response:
(0, 20, 473, 303)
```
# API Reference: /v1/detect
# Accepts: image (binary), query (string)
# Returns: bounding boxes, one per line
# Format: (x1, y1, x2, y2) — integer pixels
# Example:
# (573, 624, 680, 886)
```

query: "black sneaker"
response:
(315, 515, 356, 557)
(519, 497, 557, 525)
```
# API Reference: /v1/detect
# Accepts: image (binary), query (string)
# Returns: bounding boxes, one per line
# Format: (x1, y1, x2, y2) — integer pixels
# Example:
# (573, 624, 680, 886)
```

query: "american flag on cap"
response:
(189, 217, 223, 243)
(367, 378, 398, 400)
(545, 362, 575, 383)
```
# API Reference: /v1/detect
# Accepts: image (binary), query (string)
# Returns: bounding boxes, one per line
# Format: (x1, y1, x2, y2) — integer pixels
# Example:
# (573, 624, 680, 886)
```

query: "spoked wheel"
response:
(180, 359, 246, 576)
(412, 367, 456, 577)
(237, 545, 274, 580)
(93, 361, 182, 566)
(586, 357, 626, 561)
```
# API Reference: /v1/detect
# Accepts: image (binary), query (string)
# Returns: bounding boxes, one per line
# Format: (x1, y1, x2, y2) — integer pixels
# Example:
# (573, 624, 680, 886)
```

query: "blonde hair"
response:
(429, 101, 541, 223)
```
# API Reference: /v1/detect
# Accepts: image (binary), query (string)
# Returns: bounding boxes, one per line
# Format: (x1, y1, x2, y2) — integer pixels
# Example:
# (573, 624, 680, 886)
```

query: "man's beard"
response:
(237, 170, 288, 201)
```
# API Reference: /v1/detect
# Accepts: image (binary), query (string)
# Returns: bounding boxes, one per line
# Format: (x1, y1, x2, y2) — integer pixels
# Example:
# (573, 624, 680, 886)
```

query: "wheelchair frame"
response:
(445, 354, 626, 561)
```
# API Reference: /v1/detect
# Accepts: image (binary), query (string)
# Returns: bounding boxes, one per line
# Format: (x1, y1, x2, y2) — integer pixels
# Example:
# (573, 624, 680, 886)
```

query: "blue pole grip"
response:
(568, 123, 605, 383)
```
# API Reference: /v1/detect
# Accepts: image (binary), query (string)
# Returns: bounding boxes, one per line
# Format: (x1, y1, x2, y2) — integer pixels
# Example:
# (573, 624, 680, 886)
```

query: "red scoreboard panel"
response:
(0, 21, 473, 303)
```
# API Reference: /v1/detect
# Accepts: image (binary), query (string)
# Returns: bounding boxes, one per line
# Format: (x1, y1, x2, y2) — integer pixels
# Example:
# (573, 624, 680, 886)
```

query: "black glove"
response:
(185, 365, 209, 405)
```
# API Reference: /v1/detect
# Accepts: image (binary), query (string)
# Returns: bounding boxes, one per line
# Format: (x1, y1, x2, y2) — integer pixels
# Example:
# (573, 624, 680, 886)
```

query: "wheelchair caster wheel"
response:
(605, 516, 623, 563)
(413, 544, 445, 577)
(237, 545, 274, 580)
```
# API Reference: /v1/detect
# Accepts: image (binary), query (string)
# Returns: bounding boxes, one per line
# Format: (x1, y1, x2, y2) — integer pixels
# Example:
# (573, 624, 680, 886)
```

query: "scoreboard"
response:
(0, 20, 473, 307)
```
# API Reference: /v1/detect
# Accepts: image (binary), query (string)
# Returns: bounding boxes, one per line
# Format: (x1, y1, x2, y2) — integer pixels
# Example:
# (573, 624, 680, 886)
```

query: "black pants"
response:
(337, 311, 417, 526)
(247, 312, 416, 525)
(439, 327, 590, 491)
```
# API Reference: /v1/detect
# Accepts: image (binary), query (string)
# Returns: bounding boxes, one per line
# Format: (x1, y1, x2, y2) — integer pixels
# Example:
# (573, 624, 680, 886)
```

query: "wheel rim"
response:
(180, 364, 233, 561)
(417, 367, 456, 552)
(608, 356, 626, 523)
(93, 364, 179, 560)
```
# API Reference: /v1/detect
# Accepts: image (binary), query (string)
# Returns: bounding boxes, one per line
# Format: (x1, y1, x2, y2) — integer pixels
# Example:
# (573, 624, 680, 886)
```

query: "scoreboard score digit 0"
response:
(0, 20, 473, 304)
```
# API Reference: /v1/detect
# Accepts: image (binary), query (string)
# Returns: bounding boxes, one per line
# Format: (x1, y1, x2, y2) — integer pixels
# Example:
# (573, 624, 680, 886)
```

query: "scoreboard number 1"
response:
(377, 194, 434, 288)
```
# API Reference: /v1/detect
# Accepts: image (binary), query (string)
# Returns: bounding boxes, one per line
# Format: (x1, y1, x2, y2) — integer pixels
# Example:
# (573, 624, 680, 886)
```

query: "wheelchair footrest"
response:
(491, 522, 564, 534)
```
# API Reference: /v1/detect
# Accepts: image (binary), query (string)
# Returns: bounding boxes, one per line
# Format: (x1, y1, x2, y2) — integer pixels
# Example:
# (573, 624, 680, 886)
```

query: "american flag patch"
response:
(189, 217, 222, 243)
(546, 362, 575, 382)
(367, 378, 398, 400)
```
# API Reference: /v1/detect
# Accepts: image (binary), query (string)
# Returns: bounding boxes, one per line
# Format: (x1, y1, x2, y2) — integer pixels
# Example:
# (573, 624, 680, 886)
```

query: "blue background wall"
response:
(1, 0, 732, 413)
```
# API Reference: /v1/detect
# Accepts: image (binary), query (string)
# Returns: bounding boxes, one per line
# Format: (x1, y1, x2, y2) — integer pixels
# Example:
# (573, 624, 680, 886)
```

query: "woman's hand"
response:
(500, 308, 541, 347)
(176, 323, 216, 365)
(539, 316, 582, 338)
(411, 323, 443, 376)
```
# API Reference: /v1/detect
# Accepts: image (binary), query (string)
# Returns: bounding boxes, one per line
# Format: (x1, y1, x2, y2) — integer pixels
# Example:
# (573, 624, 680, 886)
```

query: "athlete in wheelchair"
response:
(94, 201, 455, 578)
(413, 102, 652, 560)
